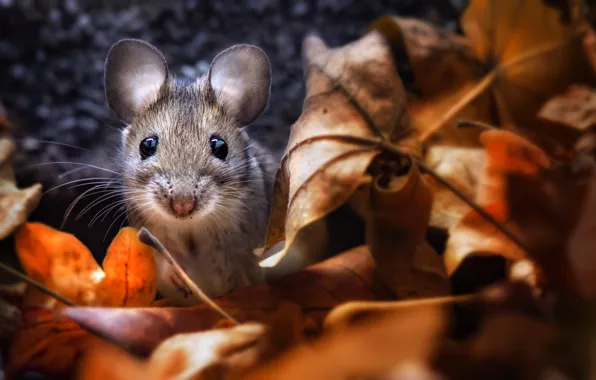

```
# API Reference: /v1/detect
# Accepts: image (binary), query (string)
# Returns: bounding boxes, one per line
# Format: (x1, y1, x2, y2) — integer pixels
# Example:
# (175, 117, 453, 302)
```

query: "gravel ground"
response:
(0, 0, 463, 259)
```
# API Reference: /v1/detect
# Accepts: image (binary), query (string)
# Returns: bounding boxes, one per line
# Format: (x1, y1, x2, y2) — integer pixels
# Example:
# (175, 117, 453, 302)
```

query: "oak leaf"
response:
(372, 0, 593, 143)
(64, 245, 394, 355)
(8, 224, 157, 377)
(444, 130, 551, 276)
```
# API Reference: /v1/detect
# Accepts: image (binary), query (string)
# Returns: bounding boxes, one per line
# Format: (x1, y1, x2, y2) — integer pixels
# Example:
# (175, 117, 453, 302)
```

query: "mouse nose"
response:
(170, 195, 196, 216)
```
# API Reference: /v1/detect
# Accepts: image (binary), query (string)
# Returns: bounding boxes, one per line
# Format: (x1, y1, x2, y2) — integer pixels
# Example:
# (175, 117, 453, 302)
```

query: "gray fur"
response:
(106, 39, 276, 305)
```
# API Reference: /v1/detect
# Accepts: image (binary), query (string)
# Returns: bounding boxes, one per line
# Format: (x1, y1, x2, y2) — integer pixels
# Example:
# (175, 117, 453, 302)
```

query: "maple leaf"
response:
(8, 224, 156, 377)
(64, 245, 394, 355)
(372, 0, 593, 142)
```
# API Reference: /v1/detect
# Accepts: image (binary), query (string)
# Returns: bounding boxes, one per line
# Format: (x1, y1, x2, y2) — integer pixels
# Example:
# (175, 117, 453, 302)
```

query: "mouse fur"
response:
(105, 39, 277, 305)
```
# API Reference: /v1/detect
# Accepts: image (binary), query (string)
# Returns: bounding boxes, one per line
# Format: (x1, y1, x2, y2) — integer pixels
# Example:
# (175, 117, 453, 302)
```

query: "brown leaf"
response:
(260, 30, 420, 268)
(506, 162, 592, 296)
(65, 245, 394, 355)
(0, 139, 41, 240)
(242, 303, 447, 380)
(372, 0, 593, 142)
(444, 130, 551, 276)
(425, 146, 485, 230)
(369, 17, 490, 146)
(350, 163, 450, 298)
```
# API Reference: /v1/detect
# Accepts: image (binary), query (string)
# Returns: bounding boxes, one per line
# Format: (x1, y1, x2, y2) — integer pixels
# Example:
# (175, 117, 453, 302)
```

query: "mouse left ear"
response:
(208, 44, 271, 125)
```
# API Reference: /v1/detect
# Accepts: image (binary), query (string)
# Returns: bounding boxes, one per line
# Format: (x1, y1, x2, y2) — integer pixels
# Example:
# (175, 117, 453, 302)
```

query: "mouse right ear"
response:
(105, 39, 169, 124)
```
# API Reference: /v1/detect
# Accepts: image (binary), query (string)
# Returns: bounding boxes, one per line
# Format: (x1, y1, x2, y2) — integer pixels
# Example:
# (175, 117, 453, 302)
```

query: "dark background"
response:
(0, 0, 464, 273)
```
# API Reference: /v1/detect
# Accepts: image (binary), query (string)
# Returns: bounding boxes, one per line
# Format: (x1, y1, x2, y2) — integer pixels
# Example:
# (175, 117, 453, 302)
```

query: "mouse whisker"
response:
(43, 177, 115, 195)
(25, 161, 119, 175)
(61, 182, 117, 228)
(14, 138, 92, 152)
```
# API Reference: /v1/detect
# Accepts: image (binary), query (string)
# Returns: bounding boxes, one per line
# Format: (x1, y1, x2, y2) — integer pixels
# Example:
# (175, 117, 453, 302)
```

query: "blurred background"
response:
(0, 0, 464, 265)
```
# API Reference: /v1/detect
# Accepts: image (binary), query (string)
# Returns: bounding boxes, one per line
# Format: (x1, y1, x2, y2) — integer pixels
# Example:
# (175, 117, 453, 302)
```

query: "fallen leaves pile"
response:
(3, 0, 596, 379)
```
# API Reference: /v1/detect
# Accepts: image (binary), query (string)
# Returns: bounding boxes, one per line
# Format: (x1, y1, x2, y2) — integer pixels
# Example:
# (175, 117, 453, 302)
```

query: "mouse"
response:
(104, 39, 278, 305)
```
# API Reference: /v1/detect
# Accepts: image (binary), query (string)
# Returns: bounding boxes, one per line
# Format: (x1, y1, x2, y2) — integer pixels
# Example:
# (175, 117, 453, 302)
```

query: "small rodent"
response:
(104, 39, 277, 305)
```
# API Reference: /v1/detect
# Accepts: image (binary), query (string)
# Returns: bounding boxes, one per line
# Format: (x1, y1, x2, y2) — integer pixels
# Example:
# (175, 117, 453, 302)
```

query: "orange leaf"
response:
(65, 245, 394, 355)
(7, 307, 100, 378)
(10, 223, 157, 377)
(102, 227, 157, 307)
(15, 222, 105, 306)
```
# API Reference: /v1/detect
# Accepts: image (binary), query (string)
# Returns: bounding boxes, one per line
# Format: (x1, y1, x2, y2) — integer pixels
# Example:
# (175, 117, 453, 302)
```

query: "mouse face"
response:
(104, 39, 271, 227)
(121, 81, 251, 224)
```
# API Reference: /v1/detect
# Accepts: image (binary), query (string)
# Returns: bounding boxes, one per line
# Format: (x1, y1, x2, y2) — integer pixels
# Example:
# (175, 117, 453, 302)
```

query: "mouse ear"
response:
(105, 39, 168, 124)
(208, 45, 271, 125)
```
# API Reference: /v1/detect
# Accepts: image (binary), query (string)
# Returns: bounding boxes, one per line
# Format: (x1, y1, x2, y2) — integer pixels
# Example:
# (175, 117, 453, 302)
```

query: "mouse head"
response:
(105, 39, 271, 225)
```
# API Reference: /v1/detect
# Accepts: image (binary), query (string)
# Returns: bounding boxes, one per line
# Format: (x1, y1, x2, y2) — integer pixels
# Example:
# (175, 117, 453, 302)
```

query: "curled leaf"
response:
(260, 31, 420, 268)
(350, 162, 449, 298)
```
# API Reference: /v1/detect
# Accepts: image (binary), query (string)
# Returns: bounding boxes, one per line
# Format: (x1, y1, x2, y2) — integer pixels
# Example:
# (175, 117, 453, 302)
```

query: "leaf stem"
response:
(420, 70, 497, 143)
(0, 262, 76, 306)
(137, 228, 238, 324)
(415, 159, 531, 254)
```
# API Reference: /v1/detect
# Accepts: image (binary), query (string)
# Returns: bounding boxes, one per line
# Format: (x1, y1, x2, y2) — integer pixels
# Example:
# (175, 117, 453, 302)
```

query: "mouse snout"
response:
(170, 194, 196, 217)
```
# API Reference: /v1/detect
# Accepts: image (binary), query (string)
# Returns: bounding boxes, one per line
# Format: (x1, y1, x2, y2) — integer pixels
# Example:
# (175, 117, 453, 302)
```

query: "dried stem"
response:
(0, 262, 76, 306)
(137, 228, 238, 324)
(414, 160, 531, 254)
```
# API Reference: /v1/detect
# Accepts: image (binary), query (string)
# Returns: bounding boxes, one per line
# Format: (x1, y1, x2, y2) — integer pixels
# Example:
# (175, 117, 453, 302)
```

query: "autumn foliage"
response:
(3, 0, 596, 379)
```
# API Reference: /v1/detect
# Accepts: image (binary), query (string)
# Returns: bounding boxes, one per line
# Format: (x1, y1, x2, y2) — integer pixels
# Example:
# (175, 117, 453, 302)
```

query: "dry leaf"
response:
(65, 245, 394, 355)
(8, 307, 101, 378)
(77, 323, 273, 380)
(370, 16, 490, 146)
(9, 224, 156, 377)
(444, 130, 551, 276)
(506, 162, 592, 296)
(371, 0, 593, 142)
(243, 303, 446, 380)
(259, 30, 420, 268)
(15, 223, 156, 307)
(425, 146, 485, 229)
(350, 163, 449, 298)
(0, 139, 41, 240)
(539, 84, 596, 132)
(102, 227, 157, 307)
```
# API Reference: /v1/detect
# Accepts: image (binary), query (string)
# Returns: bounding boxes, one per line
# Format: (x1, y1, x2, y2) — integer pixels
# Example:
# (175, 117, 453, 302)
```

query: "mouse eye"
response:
(210, 136, 228, 160)
(140, 136, 158, 159)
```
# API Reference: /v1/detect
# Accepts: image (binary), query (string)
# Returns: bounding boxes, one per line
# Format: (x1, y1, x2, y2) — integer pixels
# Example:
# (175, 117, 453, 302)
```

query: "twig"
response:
(0, 262, 75, 306)
(137, 228, 238, 324)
